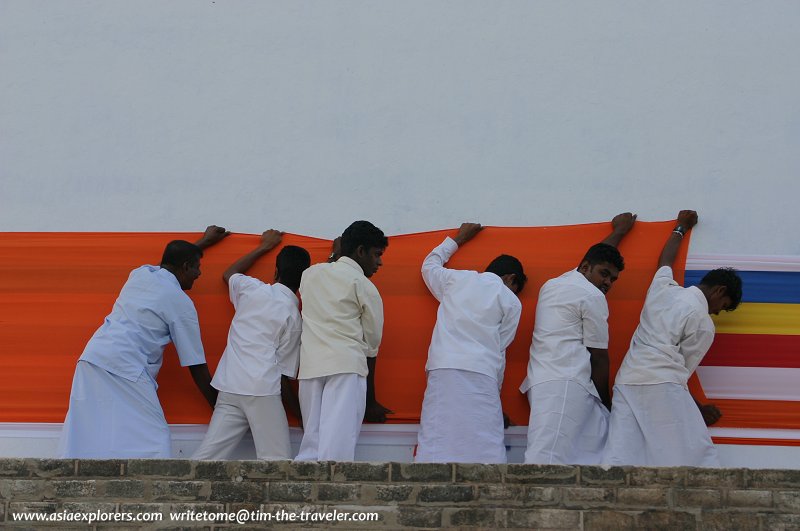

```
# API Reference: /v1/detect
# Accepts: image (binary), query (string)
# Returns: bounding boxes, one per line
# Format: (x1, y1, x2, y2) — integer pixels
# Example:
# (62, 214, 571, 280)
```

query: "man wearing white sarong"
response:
(604, 210, 742, 467)
(416, 223, 526, 463)
(58, 226, 229, 458)
(194, 230, 309, 460)
(520, 213, 636, 465)
(295, 221, 392, 462)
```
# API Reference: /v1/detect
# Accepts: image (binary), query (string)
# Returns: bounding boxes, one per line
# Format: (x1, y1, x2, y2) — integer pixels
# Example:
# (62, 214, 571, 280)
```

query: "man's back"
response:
(616, 265, 715, 386)
(80, 265, 204, 383)
(423, 246, 521, 383)
(522, 269, 608, 395)
(298, 257, 383, 380)
(212, 273, 301, 396)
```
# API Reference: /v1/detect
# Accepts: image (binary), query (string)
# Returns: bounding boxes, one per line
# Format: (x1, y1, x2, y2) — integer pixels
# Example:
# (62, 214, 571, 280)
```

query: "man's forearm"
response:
(366, 357, 378, 403)
(600, 213, 636, 248)
(222, 246, 270, 283)
(658, 232, 684, 269)
(188, 364, 218, 408)
(588, 348, 611, 409)
(280, 375, 302, 421)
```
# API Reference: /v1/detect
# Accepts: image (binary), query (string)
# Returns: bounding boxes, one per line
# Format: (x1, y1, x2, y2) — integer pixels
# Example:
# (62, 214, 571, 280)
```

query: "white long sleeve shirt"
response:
(422, 237, 522, 387)
(211, 273, 302, 397)
(298, 256, 383, 379)
(615, 266, 715, 388)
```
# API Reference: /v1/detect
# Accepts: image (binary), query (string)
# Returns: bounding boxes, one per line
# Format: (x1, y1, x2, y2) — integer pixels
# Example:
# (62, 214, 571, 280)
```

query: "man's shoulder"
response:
(231, 273, 271, 293)
(300, 262, 329, 285)
(545, 270, 597, 296)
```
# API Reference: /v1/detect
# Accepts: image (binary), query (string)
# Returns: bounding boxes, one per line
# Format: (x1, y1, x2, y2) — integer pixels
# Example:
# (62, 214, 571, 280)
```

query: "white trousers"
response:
(58, 361, 171, 459)
(295, 373, 366, 462)
(603, 383, 720, 467)
(193, 391, 291, 460)
(524, 379, 609, 465)
(416, 368, 506, 464)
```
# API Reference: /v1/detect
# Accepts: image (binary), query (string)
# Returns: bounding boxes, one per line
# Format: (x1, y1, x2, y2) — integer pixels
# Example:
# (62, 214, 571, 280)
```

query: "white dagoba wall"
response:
(1, 1, 799, 256)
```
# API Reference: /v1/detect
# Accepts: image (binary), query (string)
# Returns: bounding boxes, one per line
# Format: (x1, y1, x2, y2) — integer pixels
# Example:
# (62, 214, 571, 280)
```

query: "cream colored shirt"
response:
(614, 266, 715, 388)
(298, 256, 383, 379)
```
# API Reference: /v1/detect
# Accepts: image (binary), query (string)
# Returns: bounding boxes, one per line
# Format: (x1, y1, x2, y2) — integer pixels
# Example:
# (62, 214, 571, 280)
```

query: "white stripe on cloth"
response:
(697, 366, 800, 401)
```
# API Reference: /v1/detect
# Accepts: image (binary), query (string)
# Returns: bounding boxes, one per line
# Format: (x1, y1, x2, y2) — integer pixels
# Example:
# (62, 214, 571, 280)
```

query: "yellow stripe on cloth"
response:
(712, 303, 800, 336)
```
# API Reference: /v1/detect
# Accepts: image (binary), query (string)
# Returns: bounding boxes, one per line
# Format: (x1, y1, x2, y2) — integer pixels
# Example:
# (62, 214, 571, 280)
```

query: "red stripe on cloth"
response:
(712, 438, 800, 447)
(701, 334, 800, 369)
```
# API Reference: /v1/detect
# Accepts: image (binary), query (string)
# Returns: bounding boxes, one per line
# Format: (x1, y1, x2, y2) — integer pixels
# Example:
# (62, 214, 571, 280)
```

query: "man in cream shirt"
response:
(520, 213, 636, 465)
(295, 220, 392, 461)
(194, 229, 309, 460)
(604, 210, 742, 466)
(415, 222, 526, 463)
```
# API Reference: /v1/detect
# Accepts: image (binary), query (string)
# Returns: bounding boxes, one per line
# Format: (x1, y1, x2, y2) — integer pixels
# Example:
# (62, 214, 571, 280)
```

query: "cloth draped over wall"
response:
(1, 223, 795, 439)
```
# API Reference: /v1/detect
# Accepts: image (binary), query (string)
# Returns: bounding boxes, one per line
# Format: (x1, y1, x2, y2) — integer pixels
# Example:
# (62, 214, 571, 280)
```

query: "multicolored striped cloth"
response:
(686, 256, 800, 445)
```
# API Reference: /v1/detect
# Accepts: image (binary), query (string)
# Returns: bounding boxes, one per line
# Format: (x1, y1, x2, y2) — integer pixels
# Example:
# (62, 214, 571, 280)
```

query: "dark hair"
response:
(160, 240, 202, 268)
(340, 220, 388, 256)
(699, 268, 743, 311)
(276, 245, 311, 292)
(485, 254, 527, 292)
(580, 243, 625, 272)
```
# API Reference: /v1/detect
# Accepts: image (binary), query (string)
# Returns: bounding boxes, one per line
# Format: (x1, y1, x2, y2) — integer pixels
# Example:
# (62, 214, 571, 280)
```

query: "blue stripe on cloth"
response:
(685, 270, 800, 304)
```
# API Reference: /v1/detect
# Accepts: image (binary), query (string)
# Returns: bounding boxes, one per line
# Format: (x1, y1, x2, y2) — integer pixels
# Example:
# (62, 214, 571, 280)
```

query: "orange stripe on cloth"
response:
(0, 223, 687, 425)
(703, 399, 800, 431)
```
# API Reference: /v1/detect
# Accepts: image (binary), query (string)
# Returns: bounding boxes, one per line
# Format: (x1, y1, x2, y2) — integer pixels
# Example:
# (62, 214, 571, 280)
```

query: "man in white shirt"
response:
(194, 229, 309, 460)
(520, 213, 636, 465)
(415, 223, 526, 463)
(604, 210, 742, 467)
(295, 220, 392, 462)
(59, 225, 229, 458)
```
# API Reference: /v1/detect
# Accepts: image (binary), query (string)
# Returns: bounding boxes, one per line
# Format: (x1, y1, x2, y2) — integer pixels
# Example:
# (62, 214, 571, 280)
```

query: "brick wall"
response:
(1, 459, 799, 529)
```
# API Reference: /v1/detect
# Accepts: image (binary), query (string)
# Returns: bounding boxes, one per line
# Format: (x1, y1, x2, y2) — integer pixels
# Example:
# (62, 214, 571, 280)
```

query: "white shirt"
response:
(80, 265, 206, 384)
(520, 269, 609, 397)
(211, 274, 302, 396)
(615, 266, 715, 387)
(422, 237, 522, 386)
(298, 256, 383, 379)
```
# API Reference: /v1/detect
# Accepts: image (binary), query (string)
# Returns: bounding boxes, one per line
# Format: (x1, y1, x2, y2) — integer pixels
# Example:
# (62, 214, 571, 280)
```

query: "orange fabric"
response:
(707, 399, 800, 430)
(0, 223, 688, 425)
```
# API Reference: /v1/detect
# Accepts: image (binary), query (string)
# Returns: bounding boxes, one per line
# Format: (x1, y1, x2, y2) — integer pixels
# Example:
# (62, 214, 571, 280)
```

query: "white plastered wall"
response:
(1, 1, 799, 256)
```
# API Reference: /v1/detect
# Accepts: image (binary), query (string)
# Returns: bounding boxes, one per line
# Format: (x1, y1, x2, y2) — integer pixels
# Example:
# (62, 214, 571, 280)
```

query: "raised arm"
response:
(222, 229, 283, 284)
(328, 237, 342, 263)
(452, 222, 483, 247)
(194, 225, 231, 250)
(422, 223, 483, 299)
(658, 210, 698, 268)
(601, 212, 637, 248)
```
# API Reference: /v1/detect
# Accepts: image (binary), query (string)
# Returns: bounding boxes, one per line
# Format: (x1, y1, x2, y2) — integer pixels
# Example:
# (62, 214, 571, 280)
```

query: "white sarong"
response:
(295, 373, 366, 462)
(58, 360, 171, 458)
(603, 383, 719, 467)
(524, 379, 609, 465)
(416, 368, 506, 464)
(193, 392, 291, 460)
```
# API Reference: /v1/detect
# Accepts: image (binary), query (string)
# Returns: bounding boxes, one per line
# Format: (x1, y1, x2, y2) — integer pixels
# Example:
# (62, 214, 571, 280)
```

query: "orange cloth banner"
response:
(0, 223, 690, 426)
